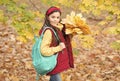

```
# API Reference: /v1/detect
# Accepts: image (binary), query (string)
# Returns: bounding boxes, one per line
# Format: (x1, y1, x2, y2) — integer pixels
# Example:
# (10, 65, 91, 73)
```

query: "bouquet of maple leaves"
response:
(61, 11, 91, 35)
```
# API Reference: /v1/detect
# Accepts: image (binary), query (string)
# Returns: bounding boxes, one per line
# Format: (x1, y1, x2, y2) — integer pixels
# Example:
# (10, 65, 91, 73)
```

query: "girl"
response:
(39, 6, 74, 81)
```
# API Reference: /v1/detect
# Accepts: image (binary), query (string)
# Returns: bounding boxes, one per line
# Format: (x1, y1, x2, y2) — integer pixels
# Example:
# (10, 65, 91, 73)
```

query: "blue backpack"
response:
(31, 27, 60, 81)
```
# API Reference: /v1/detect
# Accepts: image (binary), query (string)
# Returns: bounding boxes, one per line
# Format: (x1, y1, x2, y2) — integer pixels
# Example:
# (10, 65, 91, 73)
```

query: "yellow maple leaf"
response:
(73, 28, 83, 34)
(65, 24, 75, 28)
(62, 11, 76, 27)
(74, 16, 85, 26)
(65, 28, 73, 34)
(61, 11, 91, 35)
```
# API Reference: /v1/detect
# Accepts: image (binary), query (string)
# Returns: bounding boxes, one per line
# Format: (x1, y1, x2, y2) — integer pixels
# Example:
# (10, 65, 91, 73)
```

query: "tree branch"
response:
(29, 0, 41, 12)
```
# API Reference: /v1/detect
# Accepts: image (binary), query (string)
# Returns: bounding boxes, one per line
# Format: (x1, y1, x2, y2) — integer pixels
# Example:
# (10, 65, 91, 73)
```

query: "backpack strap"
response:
(42, 27, 60, 43)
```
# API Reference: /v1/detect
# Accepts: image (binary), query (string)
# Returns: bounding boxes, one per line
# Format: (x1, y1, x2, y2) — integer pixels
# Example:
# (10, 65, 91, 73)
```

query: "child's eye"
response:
(51, 16, 60, 19)
(57, 17, 60, 19)
(51, 16, 55, 18)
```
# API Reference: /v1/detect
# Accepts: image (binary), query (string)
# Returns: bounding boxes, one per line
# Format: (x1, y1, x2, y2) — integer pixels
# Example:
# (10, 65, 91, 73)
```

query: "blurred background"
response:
(0, 0, 120, 81)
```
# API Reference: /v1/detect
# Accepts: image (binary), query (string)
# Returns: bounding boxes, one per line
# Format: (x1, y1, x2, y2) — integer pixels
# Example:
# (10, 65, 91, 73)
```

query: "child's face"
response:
(48, 12, 61, 26)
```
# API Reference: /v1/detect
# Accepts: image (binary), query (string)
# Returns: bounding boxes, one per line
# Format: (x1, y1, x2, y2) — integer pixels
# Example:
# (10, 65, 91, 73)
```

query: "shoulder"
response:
(44, 29, 52, 34)
(39, 27, 54, 35)
(43, 27, 55, 36)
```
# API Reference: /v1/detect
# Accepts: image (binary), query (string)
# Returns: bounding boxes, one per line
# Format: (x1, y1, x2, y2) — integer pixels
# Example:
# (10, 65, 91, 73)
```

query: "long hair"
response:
(42, 6, 61, 29)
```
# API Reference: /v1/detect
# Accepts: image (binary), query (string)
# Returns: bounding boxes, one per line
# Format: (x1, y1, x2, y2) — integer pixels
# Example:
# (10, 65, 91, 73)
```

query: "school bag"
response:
(31, 27, 60, 81)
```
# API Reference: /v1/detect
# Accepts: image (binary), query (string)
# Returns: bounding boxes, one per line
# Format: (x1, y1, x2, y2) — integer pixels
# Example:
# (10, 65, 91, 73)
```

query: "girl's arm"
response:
(40, 30, 63, 56)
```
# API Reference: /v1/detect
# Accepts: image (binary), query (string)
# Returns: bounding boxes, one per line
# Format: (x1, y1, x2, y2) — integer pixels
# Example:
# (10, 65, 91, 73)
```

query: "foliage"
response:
(41, 0, 120, 50)
(0, 0, 44, 42)
(80, 0, 120, 37)
(79, 35, 95, 49)
(12, 10, 43, 42)
(60, 10, 94, 49)
(1, 25, 120, 81)
(111, 40, 120, 50)
(61, 11, 91, 35)
(0, 0, 119, 48)
(0, 10, 8, 25)
(41, 0, 74, 7)
(0, 0, 120, 81)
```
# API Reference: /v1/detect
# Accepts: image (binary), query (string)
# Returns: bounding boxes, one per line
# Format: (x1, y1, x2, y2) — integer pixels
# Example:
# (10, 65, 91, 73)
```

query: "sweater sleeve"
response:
(40, 29, 62, 56)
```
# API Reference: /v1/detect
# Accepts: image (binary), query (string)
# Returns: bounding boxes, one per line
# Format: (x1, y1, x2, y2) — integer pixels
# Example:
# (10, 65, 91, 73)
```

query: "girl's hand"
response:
(59, 42, 65, 49)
